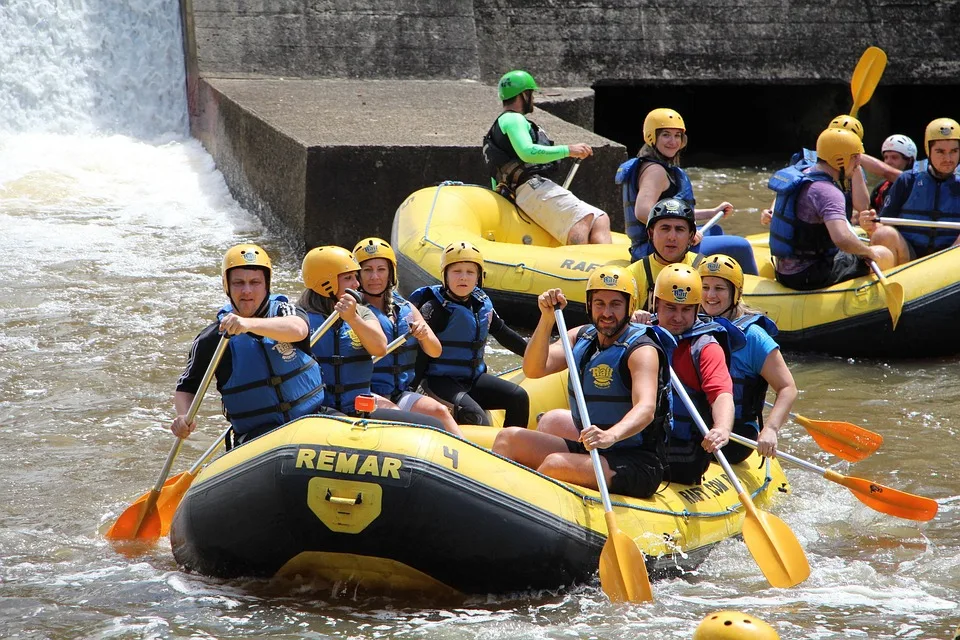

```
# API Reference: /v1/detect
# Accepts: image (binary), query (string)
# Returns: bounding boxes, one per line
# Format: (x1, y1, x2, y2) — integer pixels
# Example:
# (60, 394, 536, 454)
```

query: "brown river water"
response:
(0, 2, 958, 637)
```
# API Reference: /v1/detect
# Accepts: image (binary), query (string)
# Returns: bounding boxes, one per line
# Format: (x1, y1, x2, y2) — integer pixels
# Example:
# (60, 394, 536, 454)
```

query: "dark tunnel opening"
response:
(593, 83, 960, 166)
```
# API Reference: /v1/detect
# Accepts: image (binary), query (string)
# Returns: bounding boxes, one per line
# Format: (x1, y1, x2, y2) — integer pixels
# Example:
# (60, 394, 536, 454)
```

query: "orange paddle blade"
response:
(824, 470, 939, 521)
(740, 498, 810, 588)
(794, 414, 883, 463)
(154, 470, 200, 536)
(598, 511, 653, 603)
(105, 491, 162, 542)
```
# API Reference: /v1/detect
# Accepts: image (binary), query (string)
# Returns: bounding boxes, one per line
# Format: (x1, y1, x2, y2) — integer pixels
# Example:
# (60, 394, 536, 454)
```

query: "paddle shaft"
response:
(697, 210, 725, 236)
(152, 335, 229, 494)
(668, 367, 754, 510)
(555, 309, 613, 511)
(729, 432, 830, 477)
(308, 289, 362, 348)
(373, 331, 414, 364)
(878, 217, 960, 231)
(562, 159, 582, 190)
(186, 426, 232, 475)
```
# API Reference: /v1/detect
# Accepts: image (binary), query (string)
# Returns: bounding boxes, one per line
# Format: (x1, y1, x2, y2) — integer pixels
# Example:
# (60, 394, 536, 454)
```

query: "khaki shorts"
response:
(515, 177, 607, 244)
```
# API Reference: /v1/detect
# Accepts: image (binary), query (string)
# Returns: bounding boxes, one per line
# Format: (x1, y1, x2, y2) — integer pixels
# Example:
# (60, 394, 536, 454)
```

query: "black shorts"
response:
(775, 251, 870, 291)
(564, 439, 664, 499)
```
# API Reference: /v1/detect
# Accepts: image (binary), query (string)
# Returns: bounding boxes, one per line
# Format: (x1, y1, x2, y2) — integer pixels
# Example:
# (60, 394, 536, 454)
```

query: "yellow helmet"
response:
(221, 243, 272, 296)
(698, 254, 744, 306)
(301, 246, 360, 297)
(653, 263, 702, 305)
(643, 108, 687, 148)
(693, 610, 779, 640)
(816, 127, 864, 173)
(353, 237, 398, 287)
(586, 266, 639, 316)
(923, 117, 960, 155)
(440, 241, 485, 287)
(828, 114, 864, 140)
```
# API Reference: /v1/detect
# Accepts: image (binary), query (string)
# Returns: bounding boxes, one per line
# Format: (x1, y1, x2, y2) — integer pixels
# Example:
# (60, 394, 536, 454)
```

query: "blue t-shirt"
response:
(731, 323, 779, 430)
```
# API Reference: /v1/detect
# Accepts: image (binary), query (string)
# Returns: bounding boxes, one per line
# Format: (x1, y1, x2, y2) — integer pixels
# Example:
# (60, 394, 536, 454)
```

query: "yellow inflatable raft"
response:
(393, 182, 960, 358)
(170, 368, 791, 597)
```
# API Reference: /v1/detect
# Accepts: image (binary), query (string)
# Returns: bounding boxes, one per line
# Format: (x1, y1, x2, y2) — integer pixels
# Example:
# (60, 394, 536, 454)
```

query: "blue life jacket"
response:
(789, 148, 818, 170)
(308, 311, 374, 413)
(730, 314, 779, 434)
(411, 285, 493, 381)
(568, 323, 673, 451)
(768, 167, 840, 260)
(887, 169, 960, 256)
(217, 295, 325, 435)
(616, 156, 695, 259)
(368, 295, 418, 399)
(669, 317, 745, 442)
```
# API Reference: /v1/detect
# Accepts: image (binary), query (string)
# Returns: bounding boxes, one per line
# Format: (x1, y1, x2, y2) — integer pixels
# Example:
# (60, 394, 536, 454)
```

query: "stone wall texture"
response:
(192, 0, 960, 85)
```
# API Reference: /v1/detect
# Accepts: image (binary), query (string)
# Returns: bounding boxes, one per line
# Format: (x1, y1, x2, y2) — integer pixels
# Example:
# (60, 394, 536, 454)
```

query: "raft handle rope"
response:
(420, 183, 593, 284)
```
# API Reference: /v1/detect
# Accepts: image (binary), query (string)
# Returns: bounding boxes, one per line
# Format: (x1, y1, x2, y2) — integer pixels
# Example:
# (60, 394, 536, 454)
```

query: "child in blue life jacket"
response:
(298, 245, 447, 430)
(407, 241, 529, 427)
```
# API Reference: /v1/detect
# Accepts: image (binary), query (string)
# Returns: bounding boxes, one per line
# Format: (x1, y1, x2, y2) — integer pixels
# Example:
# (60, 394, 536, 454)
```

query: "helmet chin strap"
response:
(521, 92, 533, 115)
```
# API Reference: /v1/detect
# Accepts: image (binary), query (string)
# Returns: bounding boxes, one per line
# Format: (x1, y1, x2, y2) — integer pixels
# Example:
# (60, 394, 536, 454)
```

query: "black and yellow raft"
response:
(392, 182, 960, 358)
(170, 369, 790, 596)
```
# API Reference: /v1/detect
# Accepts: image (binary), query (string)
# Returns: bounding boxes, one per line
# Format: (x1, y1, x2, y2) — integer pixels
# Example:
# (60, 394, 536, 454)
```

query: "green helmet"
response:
(498, 70, 538, 101)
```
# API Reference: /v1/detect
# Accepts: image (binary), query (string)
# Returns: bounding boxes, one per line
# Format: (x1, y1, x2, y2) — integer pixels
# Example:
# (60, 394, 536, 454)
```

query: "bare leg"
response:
(538, 451, 614, 490)
(410, 395, 463, 438)
(566, 215, 593, 245)
(492, 426, 569, 469)
(871, 226, 911, 266)
(588, 212, 612, 244)
(537, 409, 580, 439)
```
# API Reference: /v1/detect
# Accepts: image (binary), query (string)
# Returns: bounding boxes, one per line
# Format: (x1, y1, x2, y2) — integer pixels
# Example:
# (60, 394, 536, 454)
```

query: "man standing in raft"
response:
(171, 244, 330, 447)
(492, 267, 671, 499)
(860, 118, 960, 266)
(482, 69, 612, 245)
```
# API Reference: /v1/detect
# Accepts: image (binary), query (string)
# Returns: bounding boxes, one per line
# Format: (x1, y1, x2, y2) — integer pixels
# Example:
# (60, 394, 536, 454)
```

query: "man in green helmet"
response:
(482, 70, 612, 246)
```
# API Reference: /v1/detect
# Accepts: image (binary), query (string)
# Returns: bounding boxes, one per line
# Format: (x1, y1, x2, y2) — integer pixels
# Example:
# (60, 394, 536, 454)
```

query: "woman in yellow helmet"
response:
(353, 237, 463, 436)
(615, 107, 758, 274)
(407, 242, 530, 427)
(698, 255, 798, 459)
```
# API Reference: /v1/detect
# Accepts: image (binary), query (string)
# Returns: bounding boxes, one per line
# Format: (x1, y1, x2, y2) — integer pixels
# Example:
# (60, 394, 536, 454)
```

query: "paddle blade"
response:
(598, 511, 653, 603)
(825, 470, 939, 521)
(794, 415, 883, 463)
(882, 281, 904, 330)
(155, 470, 200, 536)
(105, 491, 162, 543)
(850, 46, 887, 116)
(741, 504, 810, 588)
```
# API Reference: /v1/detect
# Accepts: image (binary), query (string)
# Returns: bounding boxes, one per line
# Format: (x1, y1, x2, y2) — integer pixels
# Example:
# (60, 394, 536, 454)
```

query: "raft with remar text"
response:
(169, 368, 791, 596)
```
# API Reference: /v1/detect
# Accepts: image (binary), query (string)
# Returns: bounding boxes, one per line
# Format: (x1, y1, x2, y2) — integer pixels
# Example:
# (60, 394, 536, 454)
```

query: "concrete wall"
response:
(192, 1, 960, 85)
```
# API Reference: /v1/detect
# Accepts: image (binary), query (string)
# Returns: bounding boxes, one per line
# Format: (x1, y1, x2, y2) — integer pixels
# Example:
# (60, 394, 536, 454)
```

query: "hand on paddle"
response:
(334, 292, 359, 322)
(170, 391, 198, 438)
(756, 426, 779, 458)
(537, 288, 567, 316)
(567, 143, 593, 160)
(858, 209, 880, 235)
(219, 312, 252, 335)
(701, 425, 731, 453)
(406, 318, 430, 342)
(630, 309, 653, 325)
(580, 424, 616, 450)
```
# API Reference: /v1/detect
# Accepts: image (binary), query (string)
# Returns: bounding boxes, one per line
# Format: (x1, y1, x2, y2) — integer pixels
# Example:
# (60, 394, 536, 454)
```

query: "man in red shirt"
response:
(652, 264, 741, 485)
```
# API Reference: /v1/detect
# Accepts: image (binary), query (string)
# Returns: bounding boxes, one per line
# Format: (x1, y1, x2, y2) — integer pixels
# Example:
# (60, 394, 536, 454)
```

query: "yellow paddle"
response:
(867, 260, 903, 330)
(555, 307, 653, 603)
(728, 433, 938, 521)
(106, 335, 230, 543)
(849, 46, 887, 118)
(669, 367, 810, 588)
(763, 401, 882, 463)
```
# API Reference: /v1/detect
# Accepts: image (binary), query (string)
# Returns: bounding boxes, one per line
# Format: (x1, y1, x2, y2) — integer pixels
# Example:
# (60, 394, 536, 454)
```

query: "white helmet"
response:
(881, 134, 917, 160)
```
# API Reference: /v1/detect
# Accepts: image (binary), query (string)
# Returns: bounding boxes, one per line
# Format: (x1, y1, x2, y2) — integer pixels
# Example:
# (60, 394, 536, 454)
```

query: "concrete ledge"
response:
(191, 77, 626, 250)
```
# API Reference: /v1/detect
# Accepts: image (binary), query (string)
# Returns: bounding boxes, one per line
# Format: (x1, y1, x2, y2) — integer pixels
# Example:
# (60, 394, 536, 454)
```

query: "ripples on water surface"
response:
(0, 0, 958, 635)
